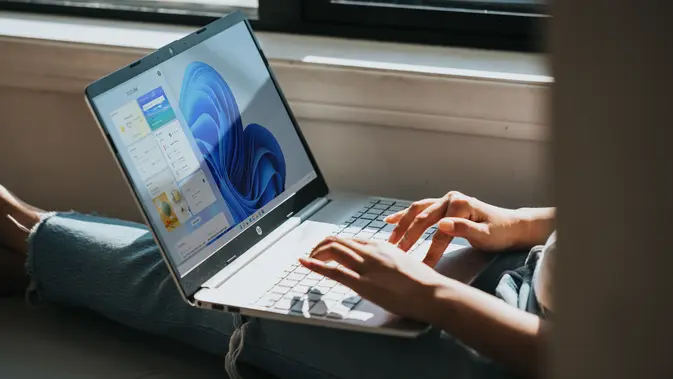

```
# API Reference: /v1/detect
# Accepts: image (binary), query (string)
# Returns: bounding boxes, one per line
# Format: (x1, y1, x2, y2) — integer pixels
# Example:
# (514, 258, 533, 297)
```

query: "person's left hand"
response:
(299, 237, 449, 323)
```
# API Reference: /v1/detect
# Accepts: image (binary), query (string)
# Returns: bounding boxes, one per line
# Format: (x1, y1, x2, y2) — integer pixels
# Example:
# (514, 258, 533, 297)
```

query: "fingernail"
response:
(439, 219, 454, 231)
(299, 257, 311, 265)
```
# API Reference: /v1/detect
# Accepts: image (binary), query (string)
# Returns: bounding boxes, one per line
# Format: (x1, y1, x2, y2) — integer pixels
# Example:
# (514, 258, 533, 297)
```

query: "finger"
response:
(397, 200, 448, 252)
(310, 241, 367, 273)
(388, 198, 438, 245)
(312, 236, 371, 254)
(383, 209, 405, 224)
(437, 217, 490, 242)
(423, 231, 454, 267)
(311, 235, 342, 252)
(423, 198, 474, 265)
(385, 198, 439, 224)
(299, 257, 360, 288)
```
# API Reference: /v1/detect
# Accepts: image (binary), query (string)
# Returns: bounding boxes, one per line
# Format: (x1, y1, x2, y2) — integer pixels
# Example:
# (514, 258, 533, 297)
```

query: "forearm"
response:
(516, 207, 556, 247)
(427, 278, 548, 378)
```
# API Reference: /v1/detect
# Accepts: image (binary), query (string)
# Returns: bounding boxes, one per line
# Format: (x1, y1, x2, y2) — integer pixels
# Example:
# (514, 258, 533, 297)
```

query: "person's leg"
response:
(1, 190, 508, 379)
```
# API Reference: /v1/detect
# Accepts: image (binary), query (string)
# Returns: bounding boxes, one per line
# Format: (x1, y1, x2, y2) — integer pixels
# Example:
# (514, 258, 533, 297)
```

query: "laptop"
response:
(84, 12, 467, 338)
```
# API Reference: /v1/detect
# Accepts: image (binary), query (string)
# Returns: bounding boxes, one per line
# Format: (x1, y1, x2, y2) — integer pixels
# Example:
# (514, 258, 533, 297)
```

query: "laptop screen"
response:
(90, 21, 318, 278)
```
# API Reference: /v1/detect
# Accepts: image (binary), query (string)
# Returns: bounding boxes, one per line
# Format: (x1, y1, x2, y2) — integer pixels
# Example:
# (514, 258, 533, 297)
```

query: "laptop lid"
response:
(85, 12, 328, 300)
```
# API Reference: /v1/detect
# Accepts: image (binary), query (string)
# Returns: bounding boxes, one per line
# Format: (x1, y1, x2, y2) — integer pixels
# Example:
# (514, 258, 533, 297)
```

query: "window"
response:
(0, 0, 549, 51)
(0, 0, 258, 21)
(301, 0, 549, 51)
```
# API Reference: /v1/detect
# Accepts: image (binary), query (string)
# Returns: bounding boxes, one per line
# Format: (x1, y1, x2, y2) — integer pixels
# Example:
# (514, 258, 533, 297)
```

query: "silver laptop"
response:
(84, 12, 467, 338)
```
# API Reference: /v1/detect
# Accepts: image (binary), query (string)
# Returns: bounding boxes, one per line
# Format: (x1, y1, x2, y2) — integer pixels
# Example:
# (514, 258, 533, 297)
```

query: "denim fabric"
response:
(25, 212, 509, 379)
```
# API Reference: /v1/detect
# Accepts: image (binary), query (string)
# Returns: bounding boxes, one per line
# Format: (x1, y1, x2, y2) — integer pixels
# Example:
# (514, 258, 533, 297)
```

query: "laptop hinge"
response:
(200, 197, 330, 290)
(295, 196, 330, 222)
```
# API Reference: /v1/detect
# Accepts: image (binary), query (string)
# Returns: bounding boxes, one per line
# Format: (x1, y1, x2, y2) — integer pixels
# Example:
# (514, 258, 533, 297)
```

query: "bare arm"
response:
(303, 194, 555, 377)
(515, 207, 556, 248)
(429, 278, 548, 378)
(302, 238, 549, 378)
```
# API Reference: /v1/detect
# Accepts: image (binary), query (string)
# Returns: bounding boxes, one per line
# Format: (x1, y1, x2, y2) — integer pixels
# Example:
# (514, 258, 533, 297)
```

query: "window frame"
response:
(0, 0, 548, 52)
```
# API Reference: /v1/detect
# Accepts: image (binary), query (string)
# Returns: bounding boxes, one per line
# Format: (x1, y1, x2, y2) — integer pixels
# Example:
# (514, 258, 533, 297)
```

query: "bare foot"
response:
(0, 185, 41, 254)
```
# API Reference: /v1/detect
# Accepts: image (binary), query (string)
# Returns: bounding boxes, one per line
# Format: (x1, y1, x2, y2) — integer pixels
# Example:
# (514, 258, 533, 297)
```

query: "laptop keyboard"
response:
(253, 198, 438, 320)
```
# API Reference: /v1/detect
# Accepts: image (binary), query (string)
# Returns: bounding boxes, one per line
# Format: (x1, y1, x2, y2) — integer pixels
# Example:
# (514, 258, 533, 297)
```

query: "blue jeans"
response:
(26, 213, 508, 379)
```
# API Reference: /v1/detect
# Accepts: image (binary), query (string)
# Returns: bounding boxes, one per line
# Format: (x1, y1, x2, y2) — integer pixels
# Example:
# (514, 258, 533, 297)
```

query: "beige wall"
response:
(0, 37, 550, 223)
(0, 87, 548, 223)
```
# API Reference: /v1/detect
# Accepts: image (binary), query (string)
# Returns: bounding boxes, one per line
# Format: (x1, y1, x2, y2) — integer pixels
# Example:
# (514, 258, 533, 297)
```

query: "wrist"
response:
(514, 207, 556, 247)
(418, 276, 460, 327)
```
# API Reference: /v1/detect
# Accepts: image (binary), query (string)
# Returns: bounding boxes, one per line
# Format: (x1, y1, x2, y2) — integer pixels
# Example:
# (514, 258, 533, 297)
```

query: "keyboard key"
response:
(382, 224, 396, 233)
(271, 285, 291, 295)
(390, 205, 406, 212)
(274, 298, 298, 310)
(287, 273, 305, 282)
(379, 199, 394, 206)
(350, 219, 370, 228)
(287, 291, 306, 300)
(290, 300, 309, 314)
(356, 232, 375, 240)
(319, 278, 338, 288)
(367, 208, 384, 215)
(323, 299, 339, 310)
(372, 233, 389, 240)
(334, 225, 348, 233)
(316, 285, 333, 294)
(354, 212, 363, 218)
(393, 201, 412, 207)
(360, 213, 376, 220)
(343, 295, 362, 307)
(372, 204, 388, 211)
(309, 301, 329, 316)
(307, 289, 324, 301)
(257, 296, 277, 308)
(279, 279, 299, 288)
(323, 291, 345, 301)
(326, 303, 351, 319)
(368, 220, 386, 229)
(331, 285, 350, 294)
(293, 284, 310, 293)
(294, 267, 311, 275)
(307, 272, 323, 281)
(300, 278, 320, 287)
(342, 226, 361, 234)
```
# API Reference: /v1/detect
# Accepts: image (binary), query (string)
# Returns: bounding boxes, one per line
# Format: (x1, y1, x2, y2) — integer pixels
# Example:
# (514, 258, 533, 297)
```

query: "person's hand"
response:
(385, 191, 531, 267)
(299, 237, 449, 323)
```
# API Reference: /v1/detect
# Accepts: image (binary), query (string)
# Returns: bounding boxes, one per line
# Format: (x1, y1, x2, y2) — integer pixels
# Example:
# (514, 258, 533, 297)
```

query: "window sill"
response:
(0, 11, 551, 141)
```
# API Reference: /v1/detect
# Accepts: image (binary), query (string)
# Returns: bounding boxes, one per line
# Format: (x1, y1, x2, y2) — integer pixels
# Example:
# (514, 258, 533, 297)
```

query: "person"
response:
(0, 185, 555, 379)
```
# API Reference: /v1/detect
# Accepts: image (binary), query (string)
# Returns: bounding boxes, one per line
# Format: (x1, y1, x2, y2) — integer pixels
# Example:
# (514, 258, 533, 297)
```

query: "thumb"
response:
(437, 218, 489, 242)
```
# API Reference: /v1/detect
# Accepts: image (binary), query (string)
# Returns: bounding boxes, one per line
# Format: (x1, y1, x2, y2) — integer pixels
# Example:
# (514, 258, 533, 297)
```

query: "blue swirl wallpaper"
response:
(178, 61, 287, 224)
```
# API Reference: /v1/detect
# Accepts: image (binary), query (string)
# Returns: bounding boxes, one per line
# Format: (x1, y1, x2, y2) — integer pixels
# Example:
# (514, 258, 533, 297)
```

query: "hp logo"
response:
(256, 226, 263, 236)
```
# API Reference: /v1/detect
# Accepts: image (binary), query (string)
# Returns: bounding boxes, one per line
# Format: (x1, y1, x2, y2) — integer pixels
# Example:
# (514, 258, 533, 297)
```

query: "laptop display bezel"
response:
(84, 12, 329, 300)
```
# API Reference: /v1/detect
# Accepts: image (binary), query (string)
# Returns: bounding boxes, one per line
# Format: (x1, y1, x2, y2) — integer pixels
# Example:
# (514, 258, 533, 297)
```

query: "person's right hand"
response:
(385, 191, 533, 267)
